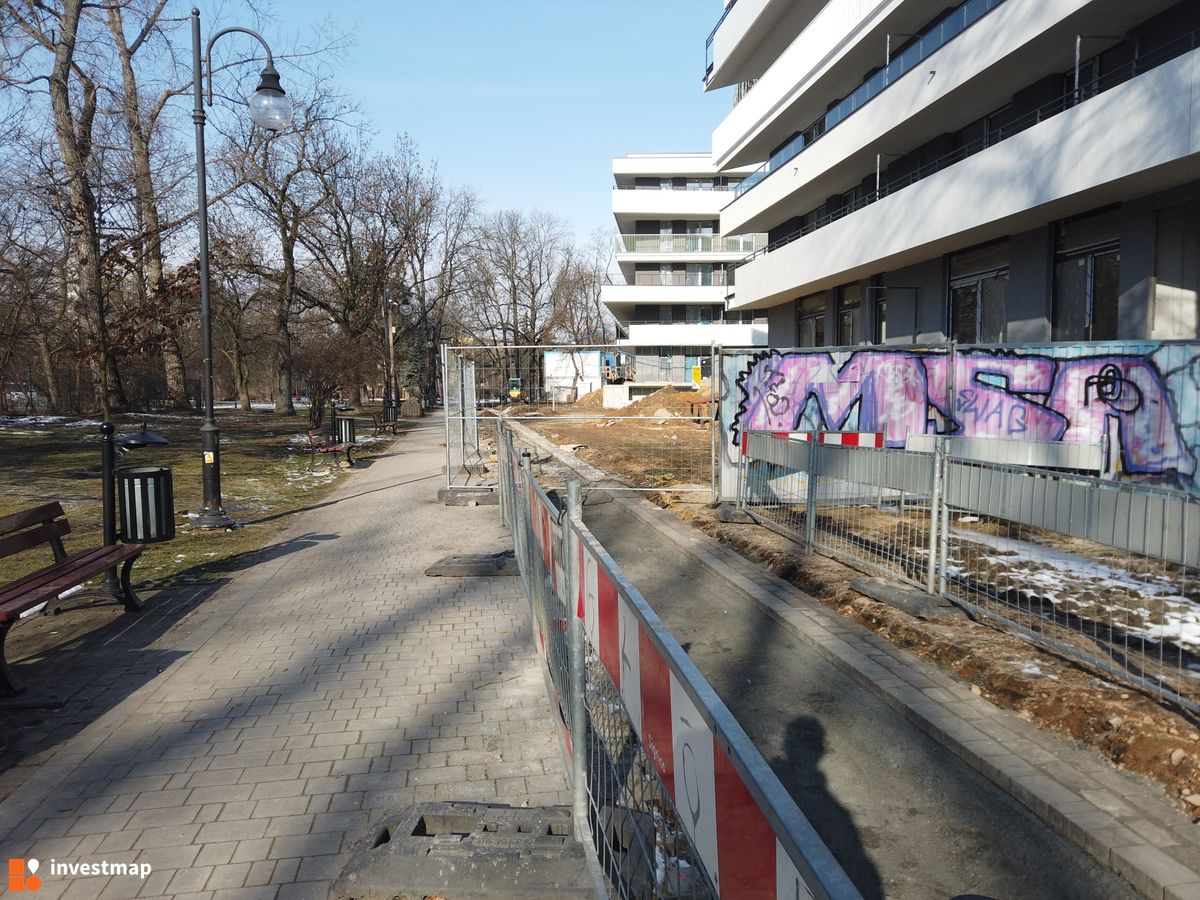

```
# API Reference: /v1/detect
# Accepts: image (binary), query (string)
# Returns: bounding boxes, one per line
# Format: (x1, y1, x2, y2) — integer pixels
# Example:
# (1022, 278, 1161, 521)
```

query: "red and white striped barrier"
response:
(577, 534, 822, 898)
(516, 461, 847, 898)
(740, 429, 885, 454)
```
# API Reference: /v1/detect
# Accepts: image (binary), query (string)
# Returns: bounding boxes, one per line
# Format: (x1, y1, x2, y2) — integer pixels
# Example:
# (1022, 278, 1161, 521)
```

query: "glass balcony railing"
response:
(737, 27, 1200, 266)
(734, 0, 1006, 198)
(616, 234, 766, 254)
(604, 271, 733, 287)
(705, 0, 738, 80)
(612, 181, 744, 192)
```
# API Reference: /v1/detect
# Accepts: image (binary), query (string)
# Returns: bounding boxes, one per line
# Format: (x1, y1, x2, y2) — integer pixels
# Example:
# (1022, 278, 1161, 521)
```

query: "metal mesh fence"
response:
(445, 344, 719, 495)
(498, 422, 859, 900)
(738, 431, 1200, 714)
(498, 427, 712, 897)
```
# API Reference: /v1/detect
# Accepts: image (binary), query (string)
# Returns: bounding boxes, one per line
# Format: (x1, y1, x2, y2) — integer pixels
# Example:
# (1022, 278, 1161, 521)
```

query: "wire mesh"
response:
(445, 344, 718, 494)
(582, 648, 713, 899)
(497, 426, 714, 898)
(738, 431, 1200, 714)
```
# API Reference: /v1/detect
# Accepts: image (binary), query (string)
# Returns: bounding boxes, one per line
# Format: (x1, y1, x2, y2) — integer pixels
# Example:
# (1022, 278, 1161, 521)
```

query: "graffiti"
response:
(729, 345, 1199, 485)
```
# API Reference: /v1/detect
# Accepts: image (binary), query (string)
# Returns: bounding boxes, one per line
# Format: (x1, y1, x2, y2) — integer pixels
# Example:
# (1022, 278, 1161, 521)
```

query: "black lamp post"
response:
(191, 7, 293, 529)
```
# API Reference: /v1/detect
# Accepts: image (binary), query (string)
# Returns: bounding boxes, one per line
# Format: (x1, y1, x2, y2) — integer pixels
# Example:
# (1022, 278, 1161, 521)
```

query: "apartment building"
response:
(601, 153, 768, 380)
(705, 0, 1200, 347)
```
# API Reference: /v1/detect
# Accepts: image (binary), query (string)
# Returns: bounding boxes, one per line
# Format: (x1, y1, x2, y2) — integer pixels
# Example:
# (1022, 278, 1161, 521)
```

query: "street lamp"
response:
(190, 7, 293, 529)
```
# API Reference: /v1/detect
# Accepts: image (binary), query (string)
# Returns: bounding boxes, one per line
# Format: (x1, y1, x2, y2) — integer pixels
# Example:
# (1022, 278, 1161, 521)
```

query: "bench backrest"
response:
(0, 503, 70, 564)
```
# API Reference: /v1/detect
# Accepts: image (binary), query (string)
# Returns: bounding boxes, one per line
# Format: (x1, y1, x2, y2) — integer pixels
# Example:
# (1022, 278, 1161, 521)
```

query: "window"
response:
(1053, 209, 1120, 341)
(797, 293, 826, 348)
(949, 241, 1009, 344)
(837, 283, 862, 345)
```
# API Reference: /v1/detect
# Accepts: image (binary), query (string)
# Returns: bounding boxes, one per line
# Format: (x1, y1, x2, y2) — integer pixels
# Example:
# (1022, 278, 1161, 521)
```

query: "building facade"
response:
(705, 0, 1200, 347)
(601, 153, 768, 381)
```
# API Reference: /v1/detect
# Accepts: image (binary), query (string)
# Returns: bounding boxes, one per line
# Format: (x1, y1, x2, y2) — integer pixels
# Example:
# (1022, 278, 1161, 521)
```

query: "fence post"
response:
(441, 345, 452, 490)
(517, 451, 535, 580)
(710, 342, 720, 503)
(804, 431, 820, 553)
(565, 479, 587, 838)
(937, 440, 950, 596)
(737, 433, 747, 510)
(496, 417, 507, 527)
(926, 437, 944, 595)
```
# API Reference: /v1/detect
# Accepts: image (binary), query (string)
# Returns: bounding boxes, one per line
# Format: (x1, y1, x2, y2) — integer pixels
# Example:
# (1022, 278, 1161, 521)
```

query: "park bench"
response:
(307, 430, 354, 471)
(371, 412, 399, 436)
(0, 502, 144, 693)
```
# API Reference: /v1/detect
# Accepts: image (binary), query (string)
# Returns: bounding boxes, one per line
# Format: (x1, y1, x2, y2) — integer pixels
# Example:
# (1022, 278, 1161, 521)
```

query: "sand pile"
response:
(624, 386, 707, 417)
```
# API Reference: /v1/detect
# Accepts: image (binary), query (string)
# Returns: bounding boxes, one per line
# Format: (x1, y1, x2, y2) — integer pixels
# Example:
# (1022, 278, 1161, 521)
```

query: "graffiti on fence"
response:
(727, 344, 1200, 486)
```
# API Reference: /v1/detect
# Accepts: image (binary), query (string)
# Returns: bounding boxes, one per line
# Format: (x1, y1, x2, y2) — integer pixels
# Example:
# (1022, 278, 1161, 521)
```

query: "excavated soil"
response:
(663, 496, 1200, 819)
(493, 405, 1200, 817)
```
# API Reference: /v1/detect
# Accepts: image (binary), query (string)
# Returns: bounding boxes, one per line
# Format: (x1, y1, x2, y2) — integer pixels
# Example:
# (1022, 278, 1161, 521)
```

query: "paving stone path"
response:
(0, 418, 568, 899)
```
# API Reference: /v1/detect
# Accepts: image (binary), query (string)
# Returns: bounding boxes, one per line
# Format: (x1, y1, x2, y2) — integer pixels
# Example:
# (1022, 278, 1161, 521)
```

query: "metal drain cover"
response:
(330, 802, 594, 899)
(424, 550, 518, 577)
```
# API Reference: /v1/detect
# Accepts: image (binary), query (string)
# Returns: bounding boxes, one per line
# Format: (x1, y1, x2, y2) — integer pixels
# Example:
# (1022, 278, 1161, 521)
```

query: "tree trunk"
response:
(273, 284, 295, 415)
(106, 2, 191, 411)
(36, 334, 61, 411)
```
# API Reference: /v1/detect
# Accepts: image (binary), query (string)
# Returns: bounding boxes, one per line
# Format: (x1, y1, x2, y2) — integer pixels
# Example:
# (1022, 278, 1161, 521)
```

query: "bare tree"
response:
(221, 93, 345, 414)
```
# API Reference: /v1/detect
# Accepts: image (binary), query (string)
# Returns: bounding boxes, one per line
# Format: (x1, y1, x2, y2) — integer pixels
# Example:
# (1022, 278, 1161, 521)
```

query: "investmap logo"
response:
(7, 858, 41, 892)
(8, 857, 153, 891)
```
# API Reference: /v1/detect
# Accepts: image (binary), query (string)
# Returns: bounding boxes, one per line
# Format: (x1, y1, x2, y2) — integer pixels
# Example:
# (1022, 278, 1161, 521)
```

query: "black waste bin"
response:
(336, 417, 357, 445)
(382, 404, 397, 423)
(117, 466, 175, 543)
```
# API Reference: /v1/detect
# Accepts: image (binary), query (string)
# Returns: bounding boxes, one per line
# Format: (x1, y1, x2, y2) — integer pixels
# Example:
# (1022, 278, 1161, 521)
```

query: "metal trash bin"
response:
(382, 405, 397, 423)
(336, 417, 357, 445)
(117, 466, 175, 543)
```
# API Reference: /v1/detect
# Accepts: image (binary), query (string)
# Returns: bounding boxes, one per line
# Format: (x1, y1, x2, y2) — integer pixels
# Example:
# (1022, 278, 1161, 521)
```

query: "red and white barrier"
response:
(741, 429, 885, 454)
(576, 534, 819, 899)
(518, 465, 834, 898)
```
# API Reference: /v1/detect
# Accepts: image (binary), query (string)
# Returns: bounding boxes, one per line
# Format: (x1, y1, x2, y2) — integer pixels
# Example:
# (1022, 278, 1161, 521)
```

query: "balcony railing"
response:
(734, 0, 1007, 199)
(616, 234, 766, 254)
(738, 28, 1200, 266)
(604, 270, 733, 287)
(622, 317, 767, 326)
(705, 0, 738, 80)
(612, 182, 744, 192)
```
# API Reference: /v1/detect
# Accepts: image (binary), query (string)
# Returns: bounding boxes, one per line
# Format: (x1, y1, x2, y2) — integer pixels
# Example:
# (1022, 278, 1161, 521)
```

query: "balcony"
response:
(731, 0, 1007, 200)
(615, 234, 766, 255)
(728, 46, 1200, 309)
(601, 273, 731, 306)
(706, 0, 826, 90)
(619, 321, 768, 348)
(612, 187, 734, 218)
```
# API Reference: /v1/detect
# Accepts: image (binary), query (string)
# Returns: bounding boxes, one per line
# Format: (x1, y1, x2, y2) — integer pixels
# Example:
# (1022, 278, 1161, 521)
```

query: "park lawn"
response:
(0, 410, 403, 588)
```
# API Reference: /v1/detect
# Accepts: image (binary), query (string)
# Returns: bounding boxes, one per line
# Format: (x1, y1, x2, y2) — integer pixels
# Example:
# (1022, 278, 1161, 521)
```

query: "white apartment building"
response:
(601, 153, 768, 380)
(705, 0, 1200, 346)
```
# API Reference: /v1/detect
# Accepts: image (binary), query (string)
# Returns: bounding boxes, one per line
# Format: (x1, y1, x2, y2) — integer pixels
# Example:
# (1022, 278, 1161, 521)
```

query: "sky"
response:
(275, 0, 733, 242)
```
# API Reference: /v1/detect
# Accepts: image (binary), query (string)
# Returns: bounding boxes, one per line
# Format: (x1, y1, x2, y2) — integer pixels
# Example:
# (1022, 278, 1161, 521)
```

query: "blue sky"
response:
(277, 0, 732, 241)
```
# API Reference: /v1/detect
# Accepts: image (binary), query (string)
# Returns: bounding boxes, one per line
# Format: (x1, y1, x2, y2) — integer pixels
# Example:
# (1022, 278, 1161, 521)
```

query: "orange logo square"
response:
(7, 858, 41, 892)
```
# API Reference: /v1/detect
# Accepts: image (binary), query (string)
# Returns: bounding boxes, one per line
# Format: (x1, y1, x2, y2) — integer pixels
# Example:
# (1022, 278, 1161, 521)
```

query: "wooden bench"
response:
(307, 430, 353, 471)
(0, 503, 145, 694)
(370, 412, 399, 436)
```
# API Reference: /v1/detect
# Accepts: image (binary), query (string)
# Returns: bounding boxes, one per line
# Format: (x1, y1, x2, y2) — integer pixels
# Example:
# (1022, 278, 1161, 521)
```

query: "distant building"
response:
(705, 0, 1200, 346)
(600, 153, 769, 382)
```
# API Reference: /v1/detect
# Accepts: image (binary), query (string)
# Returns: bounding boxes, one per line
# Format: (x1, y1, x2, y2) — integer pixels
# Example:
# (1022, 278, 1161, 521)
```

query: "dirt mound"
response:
(624, 386, 706, 418)
(574, 387, 607, 411)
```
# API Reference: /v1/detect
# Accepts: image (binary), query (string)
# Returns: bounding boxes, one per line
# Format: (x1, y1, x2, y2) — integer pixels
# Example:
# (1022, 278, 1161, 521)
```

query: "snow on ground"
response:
(949, 526, 1200, 651)
(0, 415, 102, 428)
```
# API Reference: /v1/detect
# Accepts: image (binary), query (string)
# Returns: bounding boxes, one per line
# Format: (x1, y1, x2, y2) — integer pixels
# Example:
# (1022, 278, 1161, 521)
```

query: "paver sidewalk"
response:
(0, 418, 569, 899)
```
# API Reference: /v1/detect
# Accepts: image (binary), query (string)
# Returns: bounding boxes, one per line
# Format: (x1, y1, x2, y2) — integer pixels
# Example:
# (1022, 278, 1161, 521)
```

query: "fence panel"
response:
(445, 344, 719, 496)
(737, 431, 1200, 714)
(498, 423, 860, 900)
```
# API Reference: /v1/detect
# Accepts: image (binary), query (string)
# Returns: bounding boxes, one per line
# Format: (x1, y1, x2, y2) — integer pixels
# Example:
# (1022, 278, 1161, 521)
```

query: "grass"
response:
(0, 409, 405, 588)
